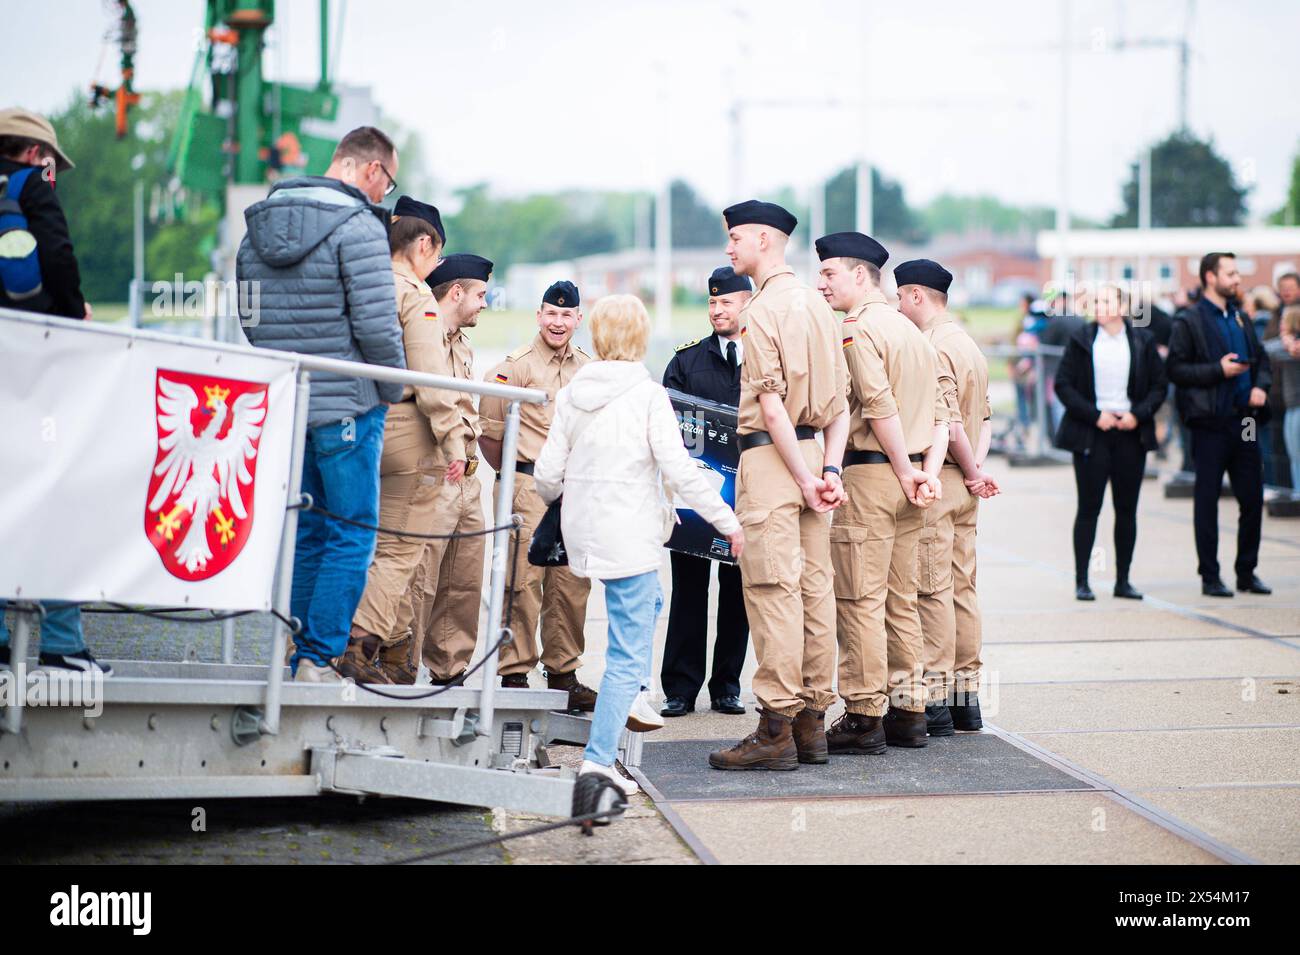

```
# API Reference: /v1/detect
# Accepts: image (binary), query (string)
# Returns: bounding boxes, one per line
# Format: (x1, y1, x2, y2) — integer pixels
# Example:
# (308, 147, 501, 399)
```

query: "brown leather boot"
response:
(708, 709, 799, 771)
(791, 707, 829, 764)
(376, 638, 417, 686)
(336, 634, 393, 685)
(500, 672, 530, 689)
(826, 712, 887, 755)
(547, 669, 598, 712)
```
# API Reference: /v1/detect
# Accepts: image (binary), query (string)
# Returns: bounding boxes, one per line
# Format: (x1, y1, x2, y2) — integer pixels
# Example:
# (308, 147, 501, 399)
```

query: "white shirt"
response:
(1092, 324, 1131, 414)
(717, 334, 743, 365)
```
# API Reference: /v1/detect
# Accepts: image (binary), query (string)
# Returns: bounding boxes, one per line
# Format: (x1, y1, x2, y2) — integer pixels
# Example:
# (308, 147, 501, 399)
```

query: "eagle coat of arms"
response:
(144, 369, 267, 580)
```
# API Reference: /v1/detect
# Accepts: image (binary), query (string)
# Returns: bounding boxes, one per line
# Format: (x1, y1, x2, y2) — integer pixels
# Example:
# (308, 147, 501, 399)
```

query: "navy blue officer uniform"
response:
(659, 267, 751, 716)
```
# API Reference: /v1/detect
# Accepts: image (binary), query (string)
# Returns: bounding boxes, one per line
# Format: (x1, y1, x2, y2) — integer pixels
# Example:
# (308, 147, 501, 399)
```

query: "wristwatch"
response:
(822, 465, 841, 476)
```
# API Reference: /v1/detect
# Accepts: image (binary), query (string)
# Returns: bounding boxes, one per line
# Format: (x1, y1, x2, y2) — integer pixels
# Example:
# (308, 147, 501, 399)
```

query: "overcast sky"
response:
(4, 0, 1297, 222)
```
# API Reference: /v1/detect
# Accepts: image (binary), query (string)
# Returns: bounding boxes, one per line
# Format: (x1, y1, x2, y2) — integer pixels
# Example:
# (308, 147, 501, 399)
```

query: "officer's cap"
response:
(428, 253, 493, 287)
(542, 280, 580, 308)
(893, 258, 953, 295)
(707, 266, 752, 297)
(393, 195, 446, 245)
(815, 232, 889, 268)
(722, 199, 797, 236)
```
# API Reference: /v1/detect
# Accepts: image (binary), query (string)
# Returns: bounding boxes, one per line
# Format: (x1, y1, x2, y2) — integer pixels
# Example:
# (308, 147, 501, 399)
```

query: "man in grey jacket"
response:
(237, 126, 406, 681)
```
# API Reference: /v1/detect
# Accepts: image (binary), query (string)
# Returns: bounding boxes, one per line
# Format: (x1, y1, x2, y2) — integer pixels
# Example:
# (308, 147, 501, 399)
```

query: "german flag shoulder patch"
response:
(842, 335, 854, 348)
(494, 372, 509, 384)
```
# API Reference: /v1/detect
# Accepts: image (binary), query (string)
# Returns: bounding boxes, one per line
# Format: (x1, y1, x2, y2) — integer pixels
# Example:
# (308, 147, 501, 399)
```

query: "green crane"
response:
(170, 1, 341, 195)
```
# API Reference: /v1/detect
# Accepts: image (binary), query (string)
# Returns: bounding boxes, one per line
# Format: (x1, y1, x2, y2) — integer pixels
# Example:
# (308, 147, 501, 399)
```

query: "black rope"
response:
(389, 806, 626, 864)
(289, 493, 522, 541)
(323, 524, 524, 701)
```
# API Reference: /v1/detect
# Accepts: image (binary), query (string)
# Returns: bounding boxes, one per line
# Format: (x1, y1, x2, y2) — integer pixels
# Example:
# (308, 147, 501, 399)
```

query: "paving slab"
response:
(984, 637, 1300, 685)
(991, 677, 1300, 734)
(982, 608, 1246, 643)
(1133, 786, 1300, 865)
(1195, 606, 1300, 637)
(668, 792, 1222, 865)
(1022, 727, 1300, 790)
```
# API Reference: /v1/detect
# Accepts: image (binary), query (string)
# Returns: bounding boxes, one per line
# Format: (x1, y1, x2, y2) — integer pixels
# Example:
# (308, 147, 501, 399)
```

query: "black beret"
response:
(543, 280, 580, 308)
(814, 232, 888, 268)
(893, 258, 953, 295)
(427, 253, 493, 288)
(722, 199, 797, 236)
(707, 266, 752, 297)
(392, 195, 446, 245)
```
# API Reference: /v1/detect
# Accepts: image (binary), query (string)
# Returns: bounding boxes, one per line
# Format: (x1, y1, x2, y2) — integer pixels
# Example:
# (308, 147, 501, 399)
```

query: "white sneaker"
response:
(579, 759, 639, 797)
(625, 690, 665, 732)
(294, 658, 342, 683)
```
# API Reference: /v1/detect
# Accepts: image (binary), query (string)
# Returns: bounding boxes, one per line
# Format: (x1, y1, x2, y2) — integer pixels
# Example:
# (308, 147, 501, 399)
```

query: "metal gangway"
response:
(0, 307, 629, 816)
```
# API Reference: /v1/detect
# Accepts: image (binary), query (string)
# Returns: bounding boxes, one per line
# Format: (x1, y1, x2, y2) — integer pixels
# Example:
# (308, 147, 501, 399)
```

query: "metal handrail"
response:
(1, 307, 547, 744)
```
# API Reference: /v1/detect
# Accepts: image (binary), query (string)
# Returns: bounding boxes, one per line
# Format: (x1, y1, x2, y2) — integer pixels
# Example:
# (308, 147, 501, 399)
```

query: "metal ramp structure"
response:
(0, 309, 626, 819)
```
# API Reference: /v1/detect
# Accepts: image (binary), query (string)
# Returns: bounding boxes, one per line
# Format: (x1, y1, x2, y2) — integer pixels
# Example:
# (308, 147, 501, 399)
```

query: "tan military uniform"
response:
(916, 312, 990, 702)
(833, 290, 949, 716)
(352, 262, 476, 673)
(480, 334, 592, 677)
(736, 266, 848, 718)
(404, 317, 485, 680)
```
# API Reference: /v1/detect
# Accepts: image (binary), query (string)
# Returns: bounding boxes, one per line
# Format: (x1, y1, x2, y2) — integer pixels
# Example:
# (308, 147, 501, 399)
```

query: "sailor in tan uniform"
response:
(479, 281, 596, 711)
(708, 200, 851, 772)
(342, 196, 447, 684)
(894, 259, 999, 734)
(400, 253, 494, 684)
(814, 232, 950, 753)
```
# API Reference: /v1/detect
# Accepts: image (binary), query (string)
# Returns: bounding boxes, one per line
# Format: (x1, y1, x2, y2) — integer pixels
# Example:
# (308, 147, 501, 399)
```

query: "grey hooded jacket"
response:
(236, 176, 405, 427)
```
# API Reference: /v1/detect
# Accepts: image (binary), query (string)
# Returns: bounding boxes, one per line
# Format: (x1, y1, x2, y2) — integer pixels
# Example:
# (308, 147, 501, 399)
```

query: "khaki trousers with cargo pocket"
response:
(404, 472, 485, 682)
(736, 441, 837, 718)
(951, 486, 982, 696)
(832, 463, 927, 716)
(351, 406, 445, 645)
(918, 465, 970, 703)
(495, 472, 591, 677)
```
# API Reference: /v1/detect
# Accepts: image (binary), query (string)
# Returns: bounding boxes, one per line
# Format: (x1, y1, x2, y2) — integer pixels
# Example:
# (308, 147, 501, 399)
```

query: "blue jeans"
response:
(1286, 407, 1300, 493)
(584, 571, 663, 766)
(0, 601, 86, 654)
(290, 404, 386, 668)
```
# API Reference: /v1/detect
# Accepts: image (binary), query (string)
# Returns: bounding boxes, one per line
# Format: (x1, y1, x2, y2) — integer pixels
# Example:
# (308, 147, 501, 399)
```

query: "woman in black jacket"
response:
(1054, 286, 1168, 600)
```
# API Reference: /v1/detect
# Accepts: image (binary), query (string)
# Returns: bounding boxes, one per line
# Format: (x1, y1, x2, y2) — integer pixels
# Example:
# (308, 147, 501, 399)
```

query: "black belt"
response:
(844, 449, 924, 466)
(514, 461, 535, 476)
(738, 426, 818, 453)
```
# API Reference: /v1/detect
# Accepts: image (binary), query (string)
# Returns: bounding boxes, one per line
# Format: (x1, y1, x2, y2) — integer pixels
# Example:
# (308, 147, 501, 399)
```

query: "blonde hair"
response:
(1250, 285, 1280, 314)
(589, 294, 650, 361)
(1282, 304, 1300, 338)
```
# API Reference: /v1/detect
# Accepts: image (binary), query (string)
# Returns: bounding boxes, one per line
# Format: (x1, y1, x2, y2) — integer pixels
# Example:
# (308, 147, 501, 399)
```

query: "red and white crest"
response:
(144, 369, 268, 581)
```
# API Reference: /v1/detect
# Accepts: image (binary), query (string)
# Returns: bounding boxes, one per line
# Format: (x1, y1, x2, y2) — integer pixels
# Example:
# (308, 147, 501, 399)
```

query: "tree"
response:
(1112, 131, 1248, 228)
(1268, 142, 1299, 226)
(46, 88, 222, 303)
(666, 179, 721, 248)
(824, 165, 925, 242)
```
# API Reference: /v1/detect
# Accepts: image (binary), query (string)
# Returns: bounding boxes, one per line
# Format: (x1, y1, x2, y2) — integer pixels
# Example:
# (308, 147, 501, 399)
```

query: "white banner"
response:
(0, 313, 299, 611)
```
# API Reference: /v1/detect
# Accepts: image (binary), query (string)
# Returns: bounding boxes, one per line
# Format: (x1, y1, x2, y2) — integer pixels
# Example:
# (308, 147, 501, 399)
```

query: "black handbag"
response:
(527, 497, 568, 567)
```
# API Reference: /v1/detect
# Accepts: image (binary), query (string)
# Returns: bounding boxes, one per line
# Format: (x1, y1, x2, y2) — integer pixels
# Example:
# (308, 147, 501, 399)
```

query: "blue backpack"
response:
(0, 166, 44, 301)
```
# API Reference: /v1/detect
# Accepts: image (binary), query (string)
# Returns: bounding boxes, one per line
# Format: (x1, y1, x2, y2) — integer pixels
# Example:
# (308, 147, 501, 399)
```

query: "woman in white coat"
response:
(534, 294, 744, 796)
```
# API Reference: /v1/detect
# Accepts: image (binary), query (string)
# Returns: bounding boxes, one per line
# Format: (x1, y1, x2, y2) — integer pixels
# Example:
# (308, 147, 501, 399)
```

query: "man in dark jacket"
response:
(1166, 252, 1272, 598)
(0, 108, 112, 676)
(0, 108, 87, 319)
(658, 266, 750, 717)
(236, 126, 407, 681)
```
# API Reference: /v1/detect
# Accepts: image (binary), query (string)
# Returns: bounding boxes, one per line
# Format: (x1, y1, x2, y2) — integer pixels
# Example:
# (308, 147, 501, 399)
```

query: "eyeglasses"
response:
(376, 161, 397, 198)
